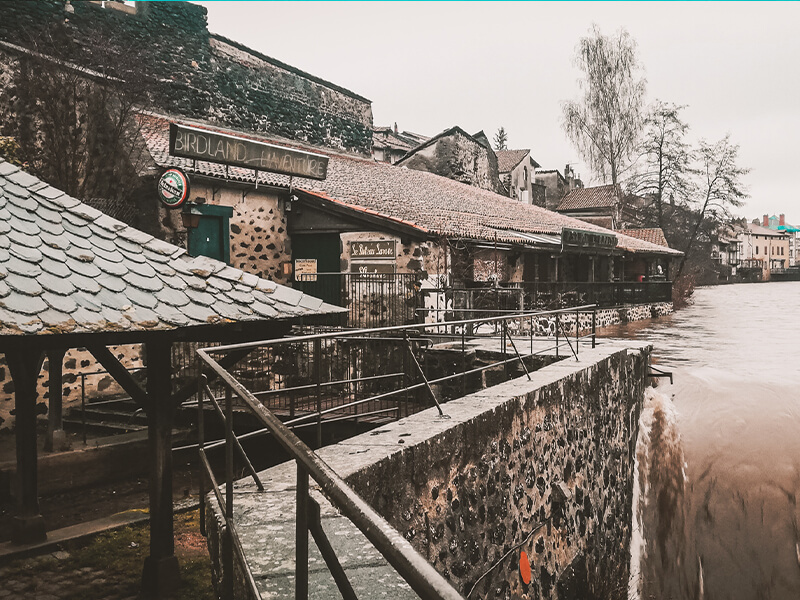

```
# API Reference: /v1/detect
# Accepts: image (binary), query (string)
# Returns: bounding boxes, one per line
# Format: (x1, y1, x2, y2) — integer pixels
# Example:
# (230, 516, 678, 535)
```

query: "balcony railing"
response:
(295, 273, 673, 328)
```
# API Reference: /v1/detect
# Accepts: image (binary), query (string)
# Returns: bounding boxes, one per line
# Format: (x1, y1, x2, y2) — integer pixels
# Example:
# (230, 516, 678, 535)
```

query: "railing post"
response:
(575, 307, 579, 356)
(592, 307, 597, 349)
(314, 338, 322, 449)
(81, 373, 87, 446)
(555, 313, 559, 359)
(198, 374, 207, 536)
(501, 320, 508, 376)
(224, 386, 234, 600)
(296, 462, 309, 600)
(461, 328, 466, 397)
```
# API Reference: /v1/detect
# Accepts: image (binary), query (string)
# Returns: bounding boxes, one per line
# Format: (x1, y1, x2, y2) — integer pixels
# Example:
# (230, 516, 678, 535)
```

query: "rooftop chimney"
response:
(780, 214, 785, 226)
(763, 214, 769, 227)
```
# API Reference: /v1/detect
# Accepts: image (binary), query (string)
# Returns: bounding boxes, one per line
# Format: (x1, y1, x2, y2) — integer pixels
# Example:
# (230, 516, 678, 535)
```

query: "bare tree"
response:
(677, 135, 748, 277)
(493, 127, 508, 151)
(628, 101, 695, 230)
(0, 24, 151, 206)
(562, 26, 647, 188)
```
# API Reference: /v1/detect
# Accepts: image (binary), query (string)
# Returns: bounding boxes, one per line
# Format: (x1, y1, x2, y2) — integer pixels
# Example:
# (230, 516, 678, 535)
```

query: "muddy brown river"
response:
(606, 281, 800, 600)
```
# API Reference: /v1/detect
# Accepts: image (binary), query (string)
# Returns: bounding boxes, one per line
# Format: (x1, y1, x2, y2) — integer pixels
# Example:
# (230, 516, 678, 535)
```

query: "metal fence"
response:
(452, 280, 672, 313)
(295, 272, 420, 328)
(295, 273, 671, 328)
(195, 306, 598, 599)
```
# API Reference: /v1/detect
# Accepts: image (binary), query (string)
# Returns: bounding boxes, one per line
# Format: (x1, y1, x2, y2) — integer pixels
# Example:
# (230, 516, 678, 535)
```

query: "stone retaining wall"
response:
(208, 341, 650, 599)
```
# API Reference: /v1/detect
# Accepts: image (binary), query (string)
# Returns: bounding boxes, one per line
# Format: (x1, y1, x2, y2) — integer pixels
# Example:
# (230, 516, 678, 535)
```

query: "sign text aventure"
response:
(169, 123, 328, 180)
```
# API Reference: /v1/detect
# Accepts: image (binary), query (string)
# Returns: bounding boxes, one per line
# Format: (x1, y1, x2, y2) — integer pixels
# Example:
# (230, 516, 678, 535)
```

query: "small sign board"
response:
(561, 227, 617, 250)
(294, 258, 318, 282)
(351, 262, 395, 275)
(350, 240, 396, 259)
(169, 123, 328, 180)
(157, 168, 190, 208)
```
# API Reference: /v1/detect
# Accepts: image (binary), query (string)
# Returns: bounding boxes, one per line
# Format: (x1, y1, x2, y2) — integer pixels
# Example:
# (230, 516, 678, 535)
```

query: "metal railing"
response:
(451, 280, 672, 313)
(295, 272, 420, 328)
(194, 306, 598, 599)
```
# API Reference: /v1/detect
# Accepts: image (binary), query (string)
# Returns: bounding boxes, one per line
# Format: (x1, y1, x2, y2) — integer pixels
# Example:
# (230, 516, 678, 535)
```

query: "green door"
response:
(292, 233, 341, 306)
(187, 204, 233, 264)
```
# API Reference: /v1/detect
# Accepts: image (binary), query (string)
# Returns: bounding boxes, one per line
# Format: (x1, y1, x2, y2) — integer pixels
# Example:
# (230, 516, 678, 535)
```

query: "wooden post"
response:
(141, 339, 181, 597)
(44, 348, 67, 452)
(7, 347, 46, 544)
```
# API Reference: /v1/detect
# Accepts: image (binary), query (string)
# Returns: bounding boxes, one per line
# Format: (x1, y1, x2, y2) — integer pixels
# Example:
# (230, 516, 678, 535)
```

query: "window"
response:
(756, 247, 759, 255)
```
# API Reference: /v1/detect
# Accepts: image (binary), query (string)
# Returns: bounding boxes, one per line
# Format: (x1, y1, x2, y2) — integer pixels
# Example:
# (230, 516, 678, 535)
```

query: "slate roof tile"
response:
(0, 158, 342, 337)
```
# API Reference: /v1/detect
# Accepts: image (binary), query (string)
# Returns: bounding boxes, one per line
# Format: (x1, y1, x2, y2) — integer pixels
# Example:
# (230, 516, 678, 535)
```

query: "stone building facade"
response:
(396, 126, 503, 194)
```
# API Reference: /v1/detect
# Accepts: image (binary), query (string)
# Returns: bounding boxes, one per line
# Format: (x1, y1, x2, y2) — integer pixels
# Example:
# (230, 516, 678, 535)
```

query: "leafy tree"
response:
(562, 26, 647, 188)
(676, 135, 749, 277)
(493, 127, 508, 150)
(627, 101, 694, 230)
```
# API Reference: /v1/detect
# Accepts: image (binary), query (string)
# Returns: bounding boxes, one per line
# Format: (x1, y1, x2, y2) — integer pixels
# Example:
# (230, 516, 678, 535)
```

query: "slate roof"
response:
(0, 158, 343, 337)
(557, 185, 619, 211)
(137, 113, 681, 257)
(496, 150, 539, 174)
(747, 222, 789, 237)
(616, 228, 671, 248)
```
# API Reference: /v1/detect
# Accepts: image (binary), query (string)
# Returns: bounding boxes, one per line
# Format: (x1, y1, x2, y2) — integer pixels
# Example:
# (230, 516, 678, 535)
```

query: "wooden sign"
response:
(169, 123, 328, 180)
(351, 263, 395, 275)
(295, 258, 318, 281)
(350, 240, 395, 259)
(561, 227, 617, 250)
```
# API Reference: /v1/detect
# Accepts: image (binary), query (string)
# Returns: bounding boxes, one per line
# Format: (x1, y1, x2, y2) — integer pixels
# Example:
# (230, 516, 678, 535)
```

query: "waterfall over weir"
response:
(629, 387, 700, 600)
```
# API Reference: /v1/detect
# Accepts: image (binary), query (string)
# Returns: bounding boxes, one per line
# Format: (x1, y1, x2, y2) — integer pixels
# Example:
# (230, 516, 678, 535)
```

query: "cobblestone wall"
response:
(345, 344, 648, 598)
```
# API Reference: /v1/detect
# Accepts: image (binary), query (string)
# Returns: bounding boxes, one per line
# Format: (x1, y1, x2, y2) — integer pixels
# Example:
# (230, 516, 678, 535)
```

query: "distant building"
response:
(762, 214, 799, 266)
(496, 149, 545, 206)
(534, 165, 583, 211)
(738, 221, 790, 279)
(372, 124, 429, 164)
(395, 126, 503, 194)
(556, 184, 646, 231)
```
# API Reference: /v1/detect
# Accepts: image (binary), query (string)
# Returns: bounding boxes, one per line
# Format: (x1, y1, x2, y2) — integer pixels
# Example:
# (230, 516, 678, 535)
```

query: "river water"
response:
(606, 282, 800, 600)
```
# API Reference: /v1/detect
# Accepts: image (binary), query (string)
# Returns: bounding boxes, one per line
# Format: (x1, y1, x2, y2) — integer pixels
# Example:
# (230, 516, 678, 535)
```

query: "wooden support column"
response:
(141, 339, 181, 598)
(589, 256, 596, 283)
(7, 347, 46, 544)
(44, 348, 67, 452)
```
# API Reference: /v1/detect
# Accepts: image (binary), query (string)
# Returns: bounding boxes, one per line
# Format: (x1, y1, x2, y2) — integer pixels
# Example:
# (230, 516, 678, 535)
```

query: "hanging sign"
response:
(157, 168, 190, 208)
(169, 123, 328, 180)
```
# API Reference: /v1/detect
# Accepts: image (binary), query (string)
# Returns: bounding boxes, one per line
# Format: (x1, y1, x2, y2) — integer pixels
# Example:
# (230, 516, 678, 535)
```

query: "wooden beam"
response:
(141, 340, 181, 597)
(7, 347, 46, 544)
(87, 345, 148, 410)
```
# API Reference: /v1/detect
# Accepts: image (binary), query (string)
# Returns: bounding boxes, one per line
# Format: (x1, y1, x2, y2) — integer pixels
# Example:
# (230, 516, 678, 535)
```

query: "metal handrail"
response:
(195, 305, 599, 599)
(197, 347, 465, 600)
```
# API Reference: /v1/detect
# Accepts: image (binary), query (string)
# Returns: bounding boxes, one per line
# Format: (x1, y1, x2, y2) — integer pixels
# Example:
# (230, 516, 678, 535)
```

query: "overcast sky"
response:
(197, 1, 800, 221)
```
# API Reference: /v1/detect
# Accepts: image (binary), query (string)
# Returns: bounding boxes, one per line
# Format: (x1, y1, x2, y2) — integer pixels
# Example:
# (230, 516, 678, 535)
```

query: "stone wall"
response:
(398, 129, 502, 194)
(0, 1, 373, 155)
(345, 344, 648, 598)
(0, 345, 145, 431)
(207, 341, 650, 599)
